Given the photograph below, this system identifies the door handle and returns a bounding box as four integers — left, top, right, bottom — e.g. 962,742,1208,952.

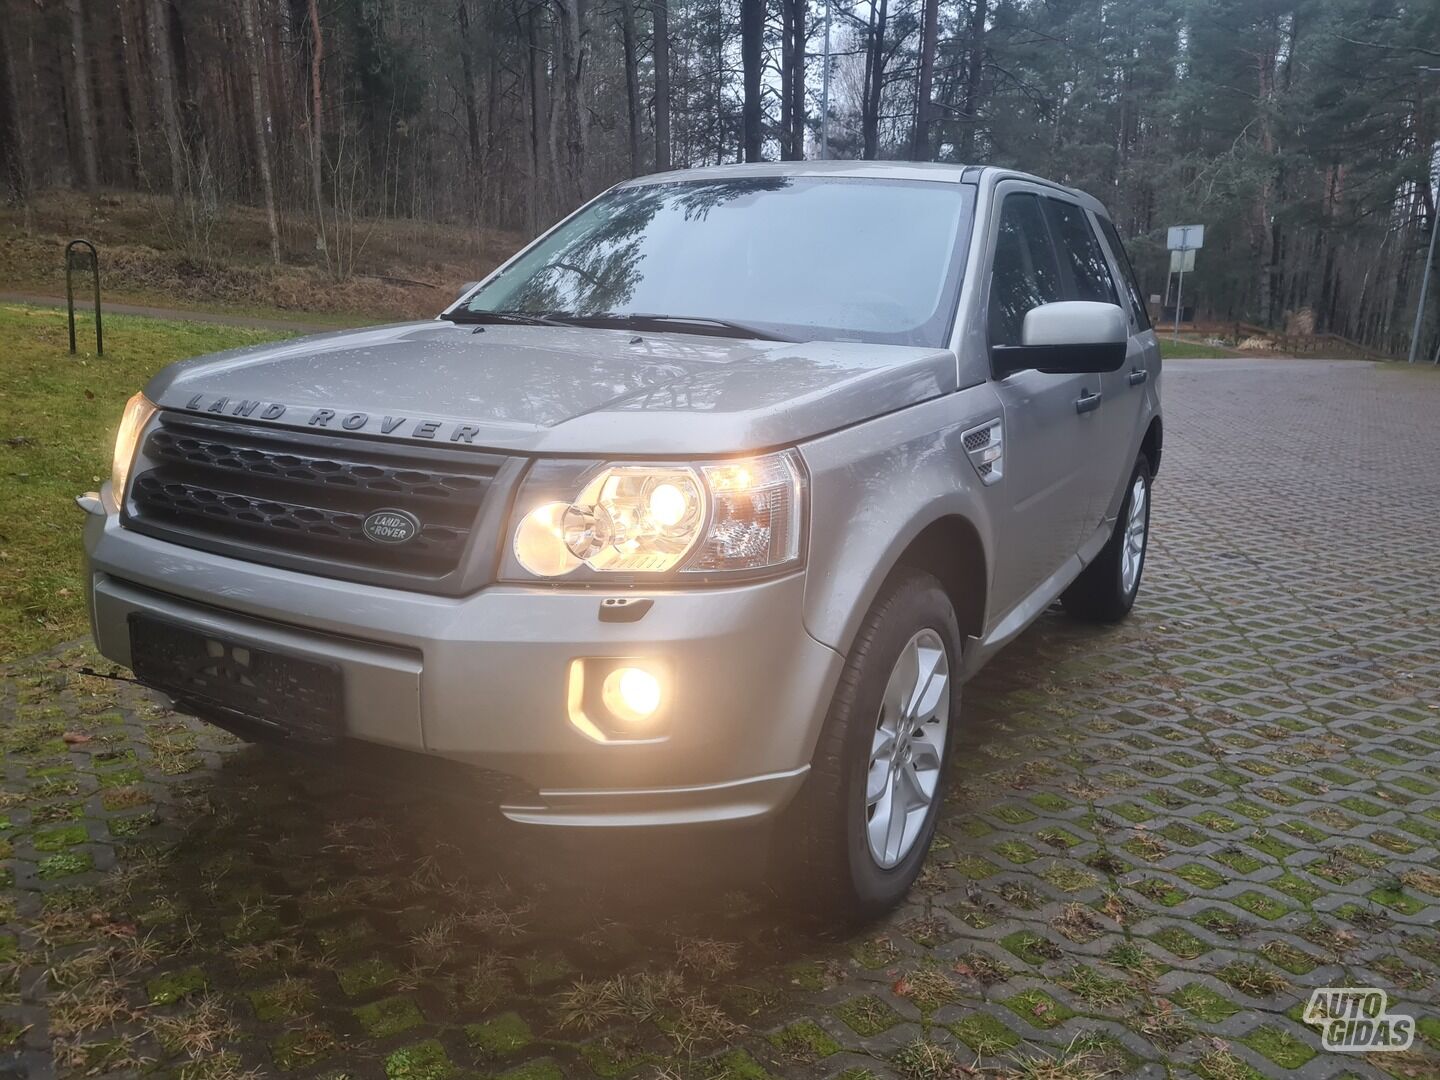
1075,391,1102,414
1127,368,1148,386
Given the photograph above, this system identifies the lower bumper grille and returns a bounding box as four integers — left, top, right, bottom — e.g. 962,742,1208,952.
124,413,509,591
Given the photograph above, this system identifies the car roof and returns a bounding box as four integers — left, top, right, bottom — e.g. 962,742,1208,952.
616,160,1107,215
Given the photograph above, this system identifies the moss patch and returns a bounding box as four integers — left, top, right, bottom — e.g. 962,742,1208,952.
949,1011,1020,1053
465,1012,533,1056
1000,930,1062,966
833,995,902,1037
385,1040,456,1080
1242,1025,1317,1068
1152,926,1209,959
270,1027,339,1071
1171,983,1240,1022
37,850,95,879
338,956,400,997
1002,988,1074,1029
768,1019,841,1062
147,966,207,1005
354,995,424,1038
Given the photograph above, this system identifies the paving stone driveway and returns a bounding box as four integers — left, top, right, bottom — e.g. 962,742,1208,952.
2,357,1438,1080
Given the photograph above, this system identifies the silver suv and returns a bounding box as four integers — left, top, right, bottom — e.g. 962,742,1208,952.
81,163,1161,914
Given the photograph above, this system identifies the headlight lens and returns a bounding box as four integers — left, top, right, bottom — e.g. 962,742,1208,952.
111,392,156,503
511,449,805,580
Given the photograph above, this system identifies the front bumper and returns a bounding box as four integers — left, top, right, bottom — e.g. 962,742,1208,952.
81,494,842,826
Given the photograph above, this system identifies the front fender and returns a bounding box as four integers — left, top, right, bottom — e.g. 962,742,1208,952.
797,386,1001,660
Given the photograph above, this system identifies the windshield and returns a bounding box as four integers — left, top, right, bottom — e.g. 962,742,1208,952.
457,176,975,347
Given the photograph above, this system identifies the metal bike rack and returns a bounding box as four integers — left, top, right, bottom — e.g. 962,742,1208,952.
66,238,103,356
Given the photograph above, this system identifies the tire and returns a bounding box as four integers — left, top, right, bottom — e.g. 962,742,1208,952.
777,568,962,920
1062,452,1152,623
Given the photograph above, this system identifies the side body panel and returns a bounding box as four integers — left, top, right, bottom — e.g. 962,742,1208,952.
1093,213,1164,517
973,179,1105,614
798,383,1003,659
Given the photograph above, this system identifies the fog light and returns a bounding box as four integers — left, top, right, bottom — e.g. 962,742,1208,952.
566,658,670,742
602,666,662,726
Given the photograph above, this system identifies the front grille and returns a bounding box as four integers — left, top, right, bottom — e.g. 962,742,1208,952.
125,413,508,589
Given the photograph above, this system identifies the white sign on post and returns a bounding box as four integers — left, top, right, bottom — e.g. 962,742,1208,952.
1167,224,1205,251
1169,249,1196,273
1166,224,1204,340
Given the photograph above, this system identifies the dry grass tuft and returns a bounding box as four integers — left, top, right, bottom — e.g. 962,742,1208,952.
1192,1040,1253,1080
1134,997,1196,1050
557,971,684,1032
147,993,240,1057
892,1037,962,1080
664,995,746,1054
1000,1036,1114,1080
49,976,138,1037
675,936,741,979
953,951,1016,986
1052,902,1105,943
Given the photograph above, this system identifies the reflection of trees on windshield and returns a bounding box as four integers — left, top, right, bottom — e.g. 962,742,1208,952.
476,177,793,315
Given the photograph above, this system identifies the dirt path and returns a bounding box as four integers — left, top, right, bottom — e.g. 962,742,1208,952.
0,290,351,333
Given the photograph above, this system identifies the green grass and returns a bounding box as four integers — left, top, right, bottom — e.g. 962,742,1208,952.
0,304,292,660
1159,338,1237,359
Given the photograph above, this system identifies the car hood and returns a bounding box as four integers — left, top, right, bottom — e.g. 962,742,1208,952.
146,320,958,455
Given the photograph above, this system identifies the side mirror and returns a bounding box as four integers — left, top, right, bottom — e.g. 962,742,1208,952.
455,281,480,304
992,301,1128,377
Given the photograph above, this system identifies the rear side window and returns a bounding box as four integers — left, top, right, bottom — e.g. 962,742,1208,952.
1045,199,1120,306
988,193,1063,347
1096,216,1152,330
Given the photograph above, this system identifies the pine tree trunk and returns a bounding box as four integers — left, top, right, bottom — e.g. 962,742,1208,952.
0,10,29,214
913,0,938,160
958,0,987,161
113,0,148,185
620,0,641,173
456,1,483,169
525,6,544,233
65,0,99,190
862,0,888,160
240,0,281,263
306,0,327,264
741,0,762,161
653,0,669,170
146,0,184,201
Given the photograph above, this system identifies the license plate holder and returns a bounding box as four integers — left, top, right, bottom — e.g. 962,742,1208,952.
128,614,344,742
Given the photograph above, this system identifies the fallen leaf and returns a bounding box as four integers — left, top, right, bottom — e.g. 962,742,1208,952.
62,731,92,745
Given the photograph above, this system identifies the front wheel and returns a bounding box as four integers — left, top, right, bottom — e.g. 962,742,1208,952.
1062,452,1152,623
777,569,961,919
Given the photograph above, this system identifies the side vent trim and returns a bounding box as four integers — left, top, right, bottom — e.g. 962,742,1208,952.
961,418,1004,486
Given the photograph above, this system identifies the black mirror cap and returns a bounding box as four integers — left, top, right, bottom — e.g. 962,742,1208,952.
991,340,1127,378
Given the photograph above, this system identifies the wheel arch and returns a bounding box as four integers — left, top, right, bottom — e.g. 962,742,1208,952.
891,515,989,643
812,509,992,667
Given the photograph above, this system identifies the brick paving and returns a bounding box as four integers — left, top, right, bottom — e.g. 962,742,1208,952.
2,356,1438,1079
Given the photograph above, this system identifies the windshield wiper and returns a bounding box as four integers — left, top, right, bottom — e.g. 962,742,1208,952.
441,308,570,329
560,312,799,343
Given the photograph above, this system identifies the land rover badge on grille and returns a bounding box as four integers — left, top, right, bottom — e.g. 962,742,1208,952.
362,508,420,544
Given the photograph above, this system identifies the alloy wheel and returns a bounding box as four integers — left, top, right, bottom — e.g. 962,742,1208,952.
864,628,951,868
1121,472,1148,595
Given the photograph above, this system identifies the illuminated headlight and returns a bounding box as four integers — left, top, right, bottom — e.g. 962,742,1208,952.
111,393,157,504
511,449,805,580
